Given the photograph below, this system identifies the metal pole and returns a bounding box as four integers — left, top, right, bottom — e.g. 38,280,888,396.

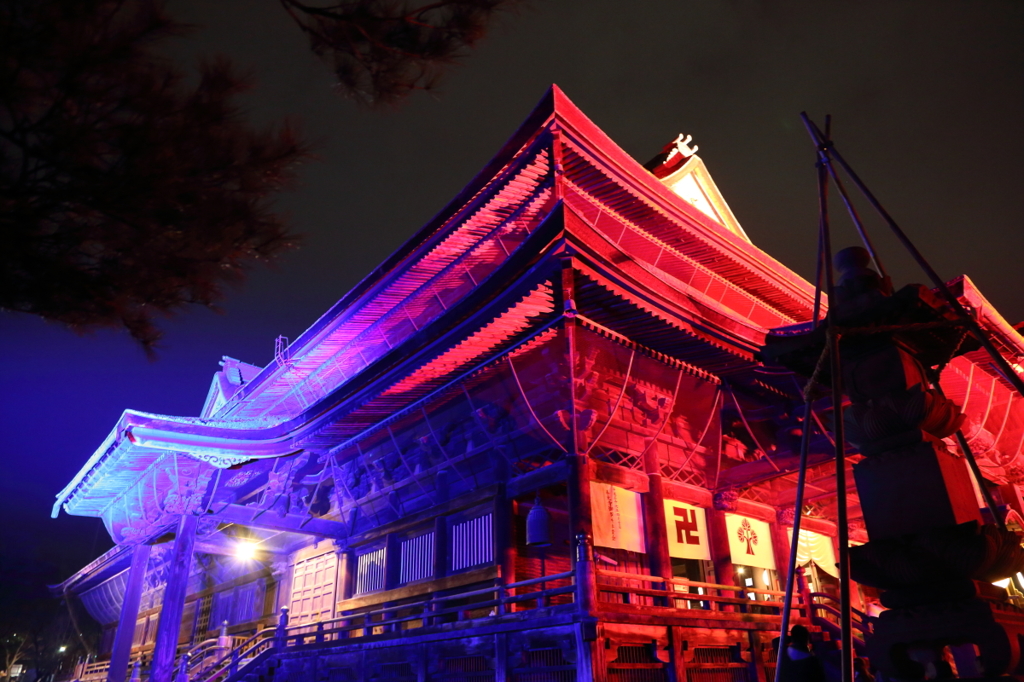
818,154,891,290
803,115,854,682
772,388,821,681
800,113,1024,400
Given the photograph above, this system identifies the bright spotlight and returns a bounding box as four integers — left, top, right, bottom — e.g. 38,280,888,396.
235,541,258,561
58,646,67,653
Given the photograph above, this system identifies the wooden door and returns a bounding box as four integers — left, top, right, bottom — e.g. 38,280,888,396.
289,552,338,627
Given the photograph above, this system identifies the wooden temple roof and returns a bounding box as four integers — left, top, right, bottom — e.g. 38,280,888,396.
53,85,1024,554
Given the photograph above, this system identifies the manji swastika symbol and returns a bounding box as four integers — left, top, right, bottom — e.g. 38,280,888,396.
673,507,700,545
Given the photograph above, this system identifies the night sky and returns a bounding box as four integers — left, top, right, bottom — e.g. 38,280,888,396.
2,0,1022,611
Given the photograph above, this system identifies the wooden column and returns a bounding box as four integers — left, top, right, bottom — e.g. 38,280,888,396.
769,516,793,588
149,514,198,682
433,515,448,580
106,543,151,682
708,508,736,586
337,548,355,601
494,632,508,682
563,264,592,551
644,466,673,581
567,455,593,560
495,486,514,586
384,532,401,590
576,619,604,682
670,626,688,682
274,558,295,614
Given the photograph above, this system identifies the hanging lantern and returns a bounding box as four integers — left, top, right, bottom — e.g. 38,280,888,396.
526,493,552,547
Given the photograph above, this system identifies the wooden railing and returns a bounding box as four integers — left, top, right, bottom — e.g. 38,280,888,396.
184,566,832,682
72,658,125,682
180,625,259,682
184,571,577,682
596,569,803,616
807,592,872,642
68,655,146,682
279,571,577,647
178,628,277,682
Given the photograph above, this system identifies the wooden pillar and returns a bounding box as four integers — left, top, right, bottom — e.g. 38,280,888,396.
338,548,355,601
433,515,448,580
567,455,593,560
563,261,592,555
149,514,198,682
708,509,736,586
384,532,401,590
644,461,673,581
106,543,151,682
670,626,688,682
494,632,508,682
576,618,604,682
770,516,793,588
274,558,295,614
495,486,514,586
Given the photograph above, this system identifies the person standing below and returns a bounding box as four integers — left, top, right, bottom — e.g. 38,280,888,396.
781,625,825,682
854,657,875,682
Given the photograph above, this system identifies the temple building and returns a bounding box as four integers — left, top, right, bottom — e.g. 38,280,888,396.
52,87,1024,682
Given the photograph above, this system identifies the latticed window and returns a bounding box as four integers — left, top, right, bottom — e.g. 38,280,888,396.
379,662,415,680
144,614,158,645
685,646,749,682
450,513,493,572
400,532,435,584
435,655,494,682
355,546,387,594
514,648,576,682
132,619,146,647
192,594,213,643
607,646,669,682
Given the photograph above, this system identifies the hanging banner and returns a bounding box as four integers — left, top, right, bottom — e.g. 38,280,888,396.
663,500,711,561
591,482,646,553
725,513,776,570
787,528,838,578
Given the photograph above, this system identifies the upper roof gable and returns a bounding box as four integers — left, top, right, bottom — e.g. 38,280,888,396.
657,154,750,243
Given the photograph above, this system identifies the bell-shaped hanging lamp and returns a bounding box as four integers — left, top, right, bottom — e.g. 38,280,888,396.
526,493,552,547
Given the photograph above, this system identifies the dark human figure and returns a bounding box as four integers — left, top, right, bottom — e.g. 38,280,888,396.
890,644,926,681
854,657,875,682
783,625,825,682
933,660,955,679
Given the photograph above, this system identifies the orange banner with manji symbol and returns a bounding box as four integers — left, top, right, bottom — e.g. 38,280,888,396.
663,500,710,561
725,513,776,570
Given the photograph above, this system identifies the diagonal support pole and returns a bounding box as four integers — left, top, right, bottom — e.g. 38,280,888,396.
801,114,854,682
800,113,1024,400
774,119,831,682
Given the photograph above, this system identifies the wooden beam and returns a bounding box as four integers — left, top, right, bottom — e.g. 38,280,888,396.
337,566,498,611
506,459,570,498
193,538,286,558
717,451,835,489
775,468,858,507
345,484,499,547
212,504,348,538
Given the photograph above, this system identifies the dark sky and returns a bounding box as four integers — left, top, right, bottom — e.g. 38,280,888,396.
2,0,1022,604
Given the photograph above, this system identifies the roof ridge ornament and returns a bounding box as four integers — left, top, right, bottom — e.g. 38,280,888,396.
665,133,699,164
644,133,699,179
